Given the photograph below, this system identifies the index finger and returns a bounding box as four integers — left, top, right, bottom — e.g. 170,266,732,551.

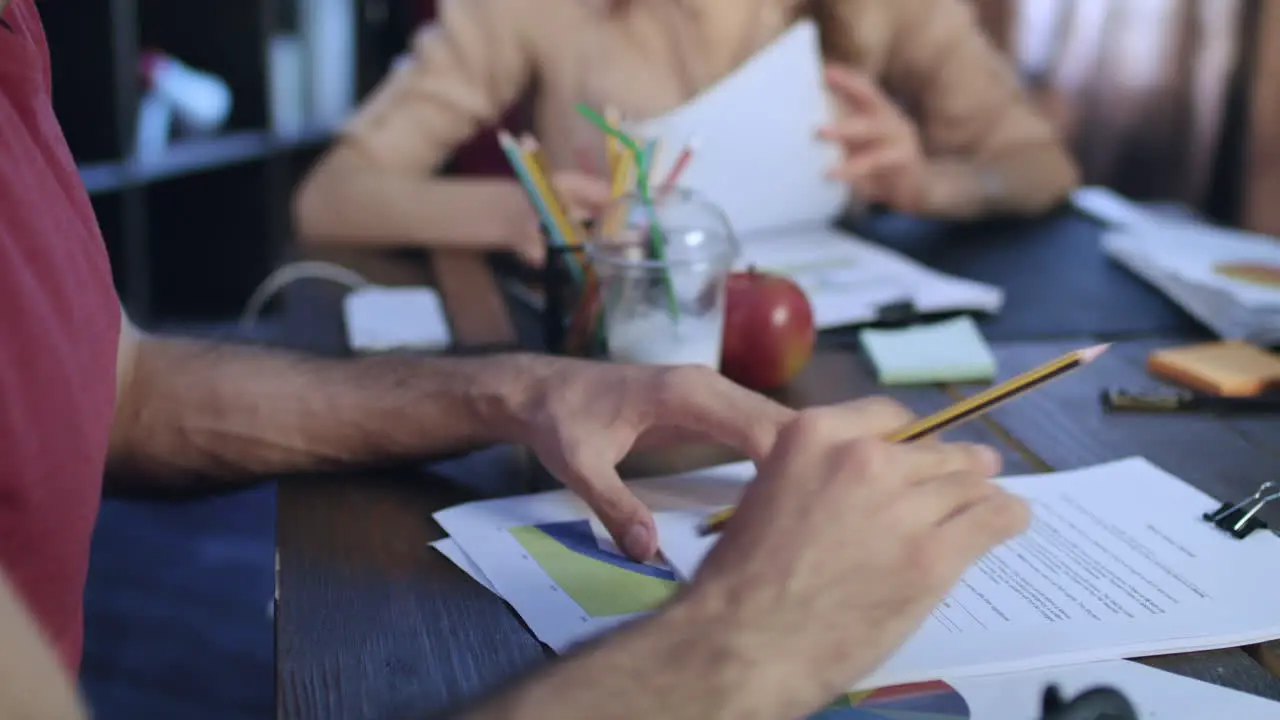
824,64,888,113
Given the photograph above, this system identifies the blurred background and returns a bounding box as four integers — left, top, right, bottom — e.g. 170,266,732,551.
42,0,1278,717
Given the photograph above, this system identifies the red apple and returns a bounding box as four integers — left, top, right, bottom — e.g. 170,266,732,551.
720,267,816,391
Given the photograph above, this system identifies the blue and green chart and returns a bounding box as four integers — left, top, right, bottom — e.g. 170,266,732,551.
506,520,970,719
508,520,679,617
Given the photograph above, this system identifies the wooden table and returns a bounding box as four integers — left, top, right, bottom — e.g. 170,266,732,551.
276,213,1280,719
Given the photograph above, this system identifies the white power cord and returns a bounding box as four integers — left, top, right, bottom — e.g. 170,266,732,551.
239,260,369,329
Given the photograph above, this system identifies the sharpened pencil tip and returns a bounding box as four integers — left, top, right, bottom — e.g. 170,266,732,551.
1078,343,1112,363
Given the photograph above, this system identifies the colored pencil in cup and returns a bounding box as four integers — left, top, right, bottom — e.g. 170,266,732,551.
657,138,696,196
496,130,568,250
697,343,1113,536
498,131,585,283
523,135,586,247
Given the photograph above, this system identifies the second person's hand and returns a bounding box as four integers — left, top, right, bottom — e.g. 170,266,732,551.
683,399,1028,719
818,64,927,213
501,171,612,266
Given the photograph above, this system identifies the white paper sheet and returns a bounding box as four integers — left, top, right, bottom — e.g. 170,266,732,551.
432,464,755,652
654,457,1280,690
430,538,1280,718
342,285,451,352
1079,185,1280,342
631,20,847,237
737,225,1005,329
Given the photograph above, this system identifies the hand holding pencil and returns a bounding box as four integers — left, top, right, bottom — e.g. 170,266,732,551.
686,399,1025,709
699,342,1110,535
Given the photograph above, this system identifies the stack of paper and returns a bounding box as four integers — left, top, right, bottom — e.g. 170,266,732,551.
626,19,1004,332
428,456,1280,716
1074,186,1280,344
736,224,1005,331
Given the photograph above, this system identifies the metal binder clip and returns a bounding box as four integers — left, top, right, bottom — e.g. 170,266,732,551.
1203,481,1279,539
1039,684,1138,720
1100,388,1190,412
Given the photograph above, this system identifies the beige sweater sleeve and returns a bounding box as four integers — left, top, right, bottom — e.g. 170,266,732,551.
339,0,535,173
868,0,1080,216
0,569,88,719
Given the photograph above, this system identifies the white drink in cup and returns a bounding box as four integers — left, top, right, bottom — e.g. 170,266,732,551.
606,307,725,368
588,188,739,369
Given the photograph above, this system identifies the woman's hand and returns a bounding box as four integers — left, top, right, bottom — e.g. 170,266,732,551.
500,171,612,266
818,64,927,213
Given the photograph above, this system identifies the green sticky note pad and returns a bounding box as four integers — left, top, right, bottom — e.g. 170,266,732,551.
858,316,997,385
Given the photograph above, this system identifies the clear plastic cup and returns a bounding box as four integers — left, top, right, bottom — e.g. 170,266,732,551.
587,188,740,368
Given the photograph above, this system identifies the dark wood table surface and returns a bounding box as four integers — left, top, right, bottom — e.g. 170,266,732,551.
276,214,1280,719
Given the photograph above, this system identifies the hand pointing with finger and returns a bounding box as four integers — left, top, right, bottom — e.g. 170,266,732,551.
818,64,927,213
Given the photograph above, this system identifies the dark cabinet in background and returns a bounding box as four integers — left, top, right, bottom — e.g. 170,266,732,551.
41,0,421,325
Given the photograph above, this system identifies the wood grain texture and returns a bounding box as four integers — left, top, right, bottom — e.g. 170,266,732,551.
961,339,1280,526
1097,338,1280,464
1139,649,1280,699
431,250,518,350
1252,642,1280,678
277,263,547,719
276,472,550,720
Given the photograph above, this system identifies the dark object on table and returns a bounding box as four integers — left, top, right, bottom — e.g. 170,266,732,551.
1039,684,1138,720
1203,480,1279,539
1100,387,1280,413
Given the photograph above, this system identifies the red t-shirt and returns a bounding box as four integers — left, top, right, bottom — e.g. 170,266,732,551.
0,0,122,672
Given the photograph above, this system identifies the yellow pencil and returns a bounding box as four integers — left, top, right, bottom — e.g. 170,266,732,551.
526,138,588,247
519,135,581,250
697,342,1113,535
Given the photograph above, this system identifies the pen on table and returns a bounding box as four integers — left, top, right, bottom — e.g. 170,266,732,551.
697,342,1112,536
1101,388,1280,414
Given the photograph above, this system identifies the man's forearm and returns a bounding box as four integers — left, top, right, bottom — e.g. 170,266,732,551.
107,336,540,486
462,592,820,720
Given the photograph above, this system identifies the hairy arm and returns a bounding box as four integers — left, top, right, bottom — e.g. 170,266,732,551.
0,569,88,720
461,591,818,720
107,314,539,489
